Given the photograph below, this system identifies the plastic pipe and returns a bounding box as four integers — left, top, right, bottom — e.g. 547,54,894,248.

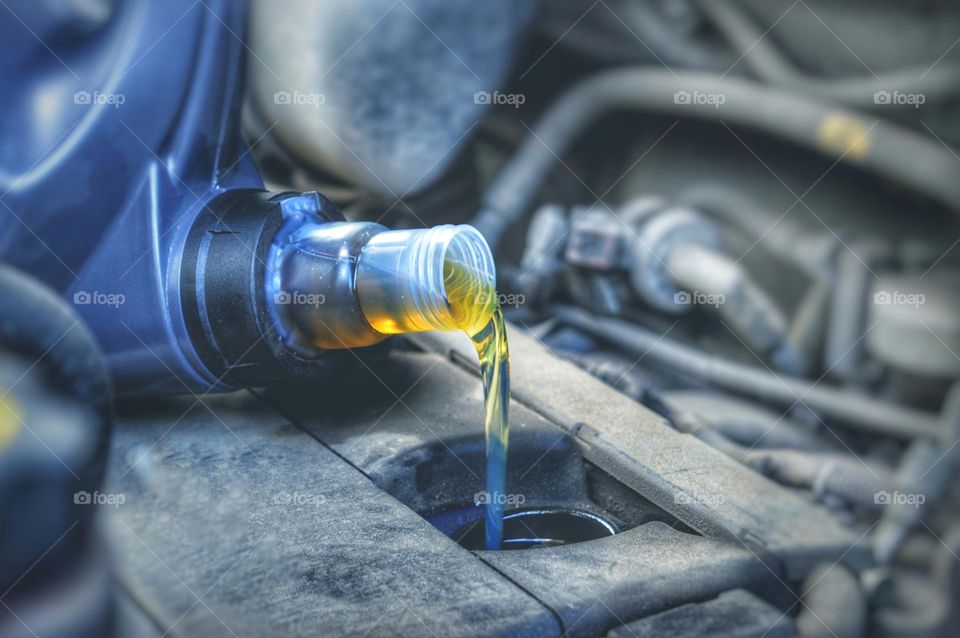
555,306,942,440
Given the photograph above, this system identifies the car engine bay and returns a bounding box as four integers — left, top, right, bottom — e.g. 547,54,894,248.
2,1,959,637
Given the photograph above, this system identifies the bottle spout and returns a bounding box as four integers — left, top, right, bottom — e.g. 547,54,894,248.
356,224,497,338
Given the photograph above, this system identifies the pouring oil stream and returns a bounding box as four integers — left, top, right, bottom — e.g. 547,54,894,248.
352,224,510,549
444,258,510,550
471,310,510,550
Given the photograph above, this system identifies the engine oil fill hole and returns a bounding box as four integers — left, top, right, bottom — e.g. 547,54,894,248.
453,508,618,550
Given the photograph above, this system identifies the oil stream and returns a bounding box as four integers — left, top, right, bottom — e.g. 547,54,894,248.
442,259,510,550
470,308,510,549
358,236,511,550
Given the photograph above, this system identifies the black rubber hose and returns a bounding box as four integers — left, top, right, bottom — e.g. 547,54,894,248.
538,0,733,72
554,306,942,440
690,0,799,83
692,0,960,109
666,406,890,503
0,267,113,601
0,266,112,469
471,68,960,250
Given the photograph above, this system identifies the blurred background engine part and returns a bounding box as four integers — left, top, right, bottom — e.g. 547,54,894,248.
0,267,114,638
538,0,960,143
867,271,960,380
245,0,535,219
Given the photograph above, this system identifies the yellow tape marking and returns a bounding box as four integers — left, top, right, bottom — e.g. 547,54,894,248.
817,113,872,160
0,396,21,450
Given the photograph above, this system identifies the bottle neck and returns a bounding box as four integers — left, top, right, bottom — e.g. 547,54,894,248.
354,224,497,339
268,221,497,352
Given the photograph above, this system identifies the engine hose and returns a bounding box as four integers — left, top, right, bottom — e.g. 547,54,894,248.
554,306,942,441
663,391,834,452
0,266,112,479
0,266,114,625
796,563,867,638
685,424,888,504
692,0,960,110
660,394,890,506
811,459,889,509
471,68,960,251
